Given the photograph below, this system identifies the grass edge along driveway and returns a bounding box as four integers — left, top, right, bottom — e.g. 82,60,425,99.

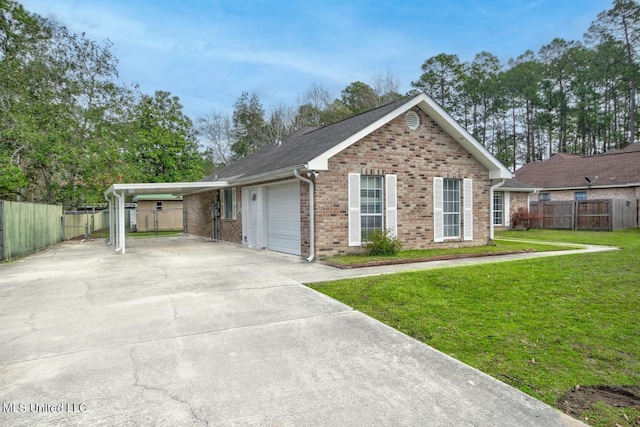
308,229,640,427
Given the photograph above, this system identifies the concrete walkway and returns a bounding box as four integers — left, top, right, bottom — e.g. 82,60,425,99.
0,237,596,426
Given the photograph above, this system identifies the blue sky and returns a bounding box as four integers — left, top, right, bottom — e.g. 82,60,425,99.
21,0,613,120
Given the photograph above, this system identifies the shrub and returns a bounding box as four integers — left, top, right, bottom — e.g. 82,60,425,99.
365,228,403,256
510,208,538,230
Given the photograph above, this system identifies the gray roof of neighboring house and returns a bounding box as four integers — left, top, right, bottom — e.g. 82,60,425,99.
515,143,640,189
496,178,538,192
201,97,413,183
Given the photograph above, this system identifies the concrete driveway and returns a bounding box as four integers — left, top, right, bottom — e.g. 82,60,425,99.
0,237,585,426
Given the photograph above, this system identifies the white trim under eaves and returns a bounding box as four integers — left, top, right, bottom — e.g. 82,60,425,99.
306,92,512,180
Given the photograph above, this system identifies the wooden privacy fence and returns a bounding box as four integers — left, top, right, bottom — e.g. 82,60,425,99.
63,210,109,240
530,199,638,231
0,201,114,261
133,207,183,232
0,200,63,261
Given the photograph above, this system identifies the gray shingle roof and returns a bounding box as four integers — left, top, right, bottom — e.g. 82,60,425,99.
497,178,537,191
515,143,640,188
201,96,415,183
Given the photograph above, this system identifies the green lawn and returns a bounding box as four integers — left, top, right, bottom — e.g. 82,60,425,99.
309,229,640,426
322,239,581,266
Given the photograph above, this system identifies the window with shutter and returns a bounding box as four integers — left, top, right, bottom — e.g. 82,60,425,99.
348,173,361,246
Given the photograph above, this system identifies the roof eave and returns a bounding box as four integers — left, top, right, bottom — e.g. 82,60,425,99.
536,182,640,191
104,182,228,198
226,165,308,186
306,93,512,179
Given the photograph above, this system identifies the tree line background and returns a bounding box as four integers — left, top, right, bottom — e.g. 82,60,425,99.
1,0,639,209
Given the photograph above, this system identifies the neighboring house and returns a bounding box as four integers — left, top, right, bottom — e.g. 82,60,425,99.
183,93,511,260
514,143,640,227
133,194,183,232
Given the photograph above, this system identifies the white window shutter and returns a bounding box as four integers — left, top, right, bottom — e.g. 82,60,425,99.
504,191,510,226
433,177,444,242
348,173,361,246
385,174,397,237
463,178,473,241
232,188,237,220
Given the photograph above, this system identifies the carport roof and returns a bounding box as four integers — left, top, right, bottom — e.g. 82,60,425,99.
104,182,227,198
104,182,228,255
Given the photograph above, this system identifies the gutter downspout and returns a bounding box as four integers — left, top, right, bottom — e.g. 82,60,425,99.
490,180,505,241
294,169,315,262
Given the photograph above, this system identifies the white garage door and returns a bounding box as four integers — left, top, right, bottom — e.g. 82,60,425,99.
267,183,301,255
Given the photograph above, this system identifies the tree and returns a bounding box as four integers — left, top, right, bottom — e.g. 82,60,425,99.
588,0,640,146
294,83,333,127
197,111,233,171
126,91,203,183
411,53,464,111
537,38,581,155
371,70,403,104
459,51,502,147
1,1,134,207
230,91,268,157
503,51,545,164
340,81,378,114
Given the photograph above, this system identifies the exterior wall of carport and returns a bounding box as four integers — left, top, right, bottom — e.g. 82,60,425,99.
312,107,492,258
183,189,242,243
182,180,311,257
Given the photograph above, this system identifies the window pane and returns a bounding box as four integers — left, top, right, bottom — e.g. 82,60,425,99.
224,189,233,218
360,175,383,240
443,179,460,237
493,192,504,225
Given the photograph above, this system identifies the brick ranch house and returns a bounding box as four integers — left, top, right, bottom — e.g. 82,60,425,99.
512,143,640,227
183,93,512,260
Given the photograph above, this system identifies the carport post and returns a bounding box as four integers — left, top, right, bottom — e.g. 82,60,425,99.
113,190,126,253
118,190,126,254
106,197,114,245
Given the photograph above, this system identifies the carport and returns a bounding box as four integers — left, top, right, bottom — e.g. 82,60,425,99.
104,182,227,253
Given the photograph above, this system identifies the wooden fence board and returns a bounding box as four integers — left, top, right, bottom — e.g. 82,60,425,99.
530,199,637,231
0,201,63,261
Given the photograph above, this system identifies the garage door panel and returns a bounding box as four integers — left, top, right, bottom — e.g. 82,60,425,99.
267,183,301,255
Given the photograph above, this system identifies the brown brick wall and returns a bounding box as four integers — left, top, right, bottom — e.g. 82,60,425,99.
534,187,637,201
185,189,243,244
185,109,500,257
183,191,214,239
184,179,309,254
313,108,492,258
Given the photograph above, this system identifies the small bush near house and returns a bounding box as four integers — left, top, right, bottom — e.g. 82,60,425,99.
510,207,537,230
365,228,403,256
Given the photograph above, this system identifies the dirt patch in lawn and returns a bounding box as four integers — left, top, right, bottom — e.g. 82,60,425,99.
558,385,640,422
